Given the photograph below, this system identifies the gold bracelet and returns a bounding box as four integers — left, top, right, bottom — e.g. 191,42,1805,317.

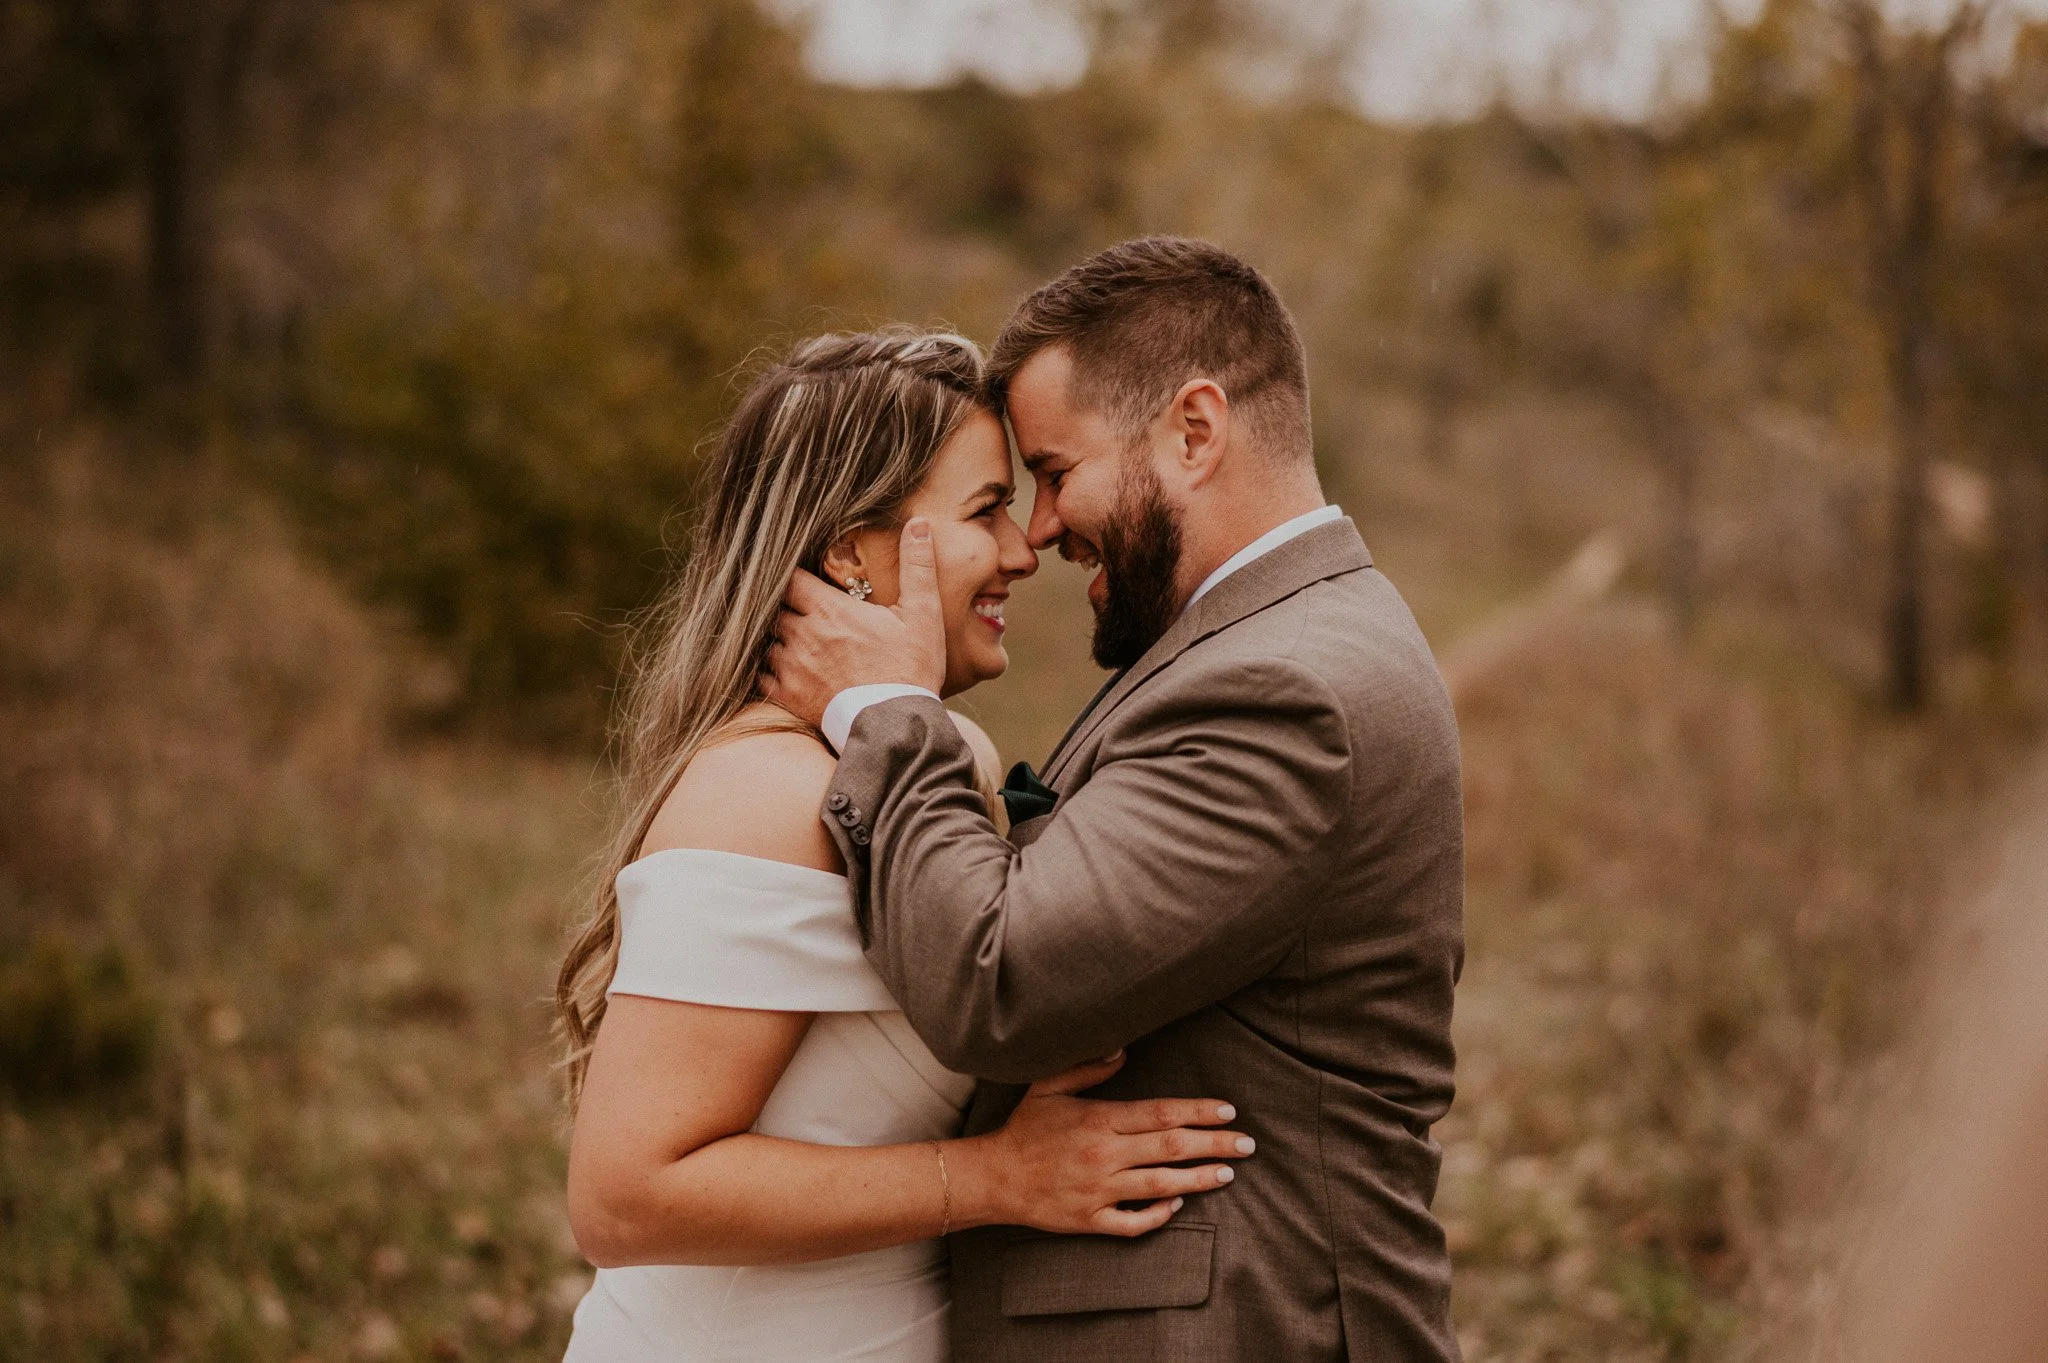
931,1140,952,1238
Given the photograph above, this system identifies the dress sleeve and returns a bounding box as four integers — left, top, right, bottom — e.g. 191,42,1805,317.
607,849,899,1013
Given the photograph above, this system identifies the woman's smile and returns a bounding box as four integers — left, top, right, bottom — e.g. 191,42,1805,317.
972,593,1008,635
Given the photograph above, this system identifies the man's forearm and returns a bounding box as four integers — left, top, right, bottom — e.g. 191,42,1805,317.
826,674,1351,1082
825,697,1052,1073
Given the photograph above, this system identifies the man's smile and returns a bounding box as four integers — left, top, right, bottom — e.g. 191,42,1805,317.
1058,534,1109,610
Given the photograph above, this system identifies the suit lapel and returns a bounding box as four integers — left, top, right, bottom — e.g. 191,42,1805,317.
1040,668,1125,773
1041,518,1374,788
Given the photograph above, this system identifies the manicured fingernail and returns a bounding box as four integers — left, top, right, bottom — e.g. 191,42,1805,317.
1235,1137,1256,1155
1170,1197,1184,1211
1215,1166,1234,1183
1215,1104,1235,1121
1100,1050,1122,1064
907,518,931,541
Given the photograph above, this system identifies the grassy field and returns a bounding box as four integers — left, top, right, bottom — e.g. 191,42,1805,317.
1,749,597,1360
1,427,603,1360
2,404,2038,1361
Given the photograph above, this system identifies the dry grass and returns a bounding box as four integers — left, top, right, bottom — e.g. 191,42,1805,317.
1,428,600,1360
1441,604,2034,1362
2,400,2038,1361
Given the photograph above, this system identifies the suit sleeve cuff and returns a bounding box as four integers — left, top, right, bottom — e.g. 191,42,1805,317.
820,684,941,753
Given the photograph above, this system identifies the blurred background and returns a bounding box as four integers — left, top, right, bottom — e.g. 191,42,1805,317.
3,0,2046,1358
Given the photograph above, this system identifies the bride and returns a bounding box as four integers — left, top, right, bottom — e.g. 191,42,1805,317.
554,330,1253,1361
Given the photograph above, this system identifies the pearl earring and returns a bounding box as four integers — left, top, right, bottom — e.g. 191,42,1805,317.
844,577,873,601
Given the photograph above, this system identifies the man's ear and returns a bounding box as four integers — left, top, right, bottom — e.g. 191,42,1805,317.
1172,379,1231,489
819,534,868,592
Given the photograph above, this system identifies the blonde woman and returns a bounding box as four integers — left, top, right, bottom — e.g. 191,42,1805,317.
556,331,1253,1361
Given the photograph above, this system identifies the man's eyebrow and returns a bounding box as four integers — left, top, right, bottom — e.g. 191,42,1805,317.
1020,448,1059,471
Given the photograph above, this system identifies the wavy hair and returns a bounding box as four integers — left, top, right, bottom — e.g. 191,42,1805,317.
555,329,991,1104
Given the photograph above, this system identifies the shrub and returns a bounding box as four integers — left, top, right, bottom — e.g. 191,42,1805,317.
0,937,156,1100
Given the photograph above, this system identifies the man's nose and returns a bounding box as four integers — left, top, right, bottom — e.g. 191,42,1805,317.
1025,489,1063,552
997,514,1039,580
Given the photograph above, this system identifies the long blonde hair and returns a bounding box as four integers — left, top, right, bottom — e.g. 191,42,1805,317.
555,329,992,1102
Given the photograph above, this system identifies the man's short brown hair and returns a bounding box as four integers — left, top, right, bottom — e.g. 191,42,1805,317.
987,236,1312,462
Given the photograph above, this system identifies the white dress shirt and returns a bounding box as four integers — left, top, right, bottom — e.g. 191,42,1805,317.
819,504,1345,752
1184,503,1344,608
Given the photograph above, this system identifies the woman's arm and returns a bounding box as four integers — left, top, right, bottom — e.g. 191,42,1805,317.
568,995,1247,1267
569,993,929,1267
565,717,1252,1269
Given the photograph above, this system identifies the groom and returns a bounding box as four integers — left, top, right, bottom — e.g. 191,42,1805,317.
765,237,1463,1362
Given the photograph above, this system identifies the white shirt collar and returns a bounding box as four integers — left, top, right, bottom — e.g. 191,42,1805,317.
1185,504,1345,611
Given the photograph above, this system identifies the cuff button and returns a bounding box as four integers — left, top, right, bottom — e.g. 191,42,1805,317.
849,827,871,847
826,793,850,812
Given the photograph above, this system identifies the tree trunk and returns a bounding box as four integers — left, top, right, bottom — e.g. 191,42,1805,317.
1661,412,1702,635
1883,328,1932,708
134,0,218,383
1844,0,1976,711
1420,363,1459,470
2004,449,2048,660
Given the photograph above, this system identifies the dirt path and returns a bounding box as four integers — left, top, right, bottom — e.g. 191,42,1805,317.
1436,531,1628,706
1431,535,2039,1362
1815,745,2048,1362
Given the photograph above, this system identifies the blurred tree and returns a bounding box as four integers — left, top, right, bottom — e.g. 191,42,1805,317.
1490,112,1714,623
7,0,2045,742
1840,0,1984,710
1573,4,1831,632
1373,126,1483,469
0,0,136,379
1953,19,2048,651
671,0,841,373
284,0,876,737
0,0,361,401
57,0,316,385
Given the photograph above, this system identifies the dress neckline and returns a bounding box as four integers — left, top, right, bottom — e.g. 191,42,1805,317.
622,845,849,886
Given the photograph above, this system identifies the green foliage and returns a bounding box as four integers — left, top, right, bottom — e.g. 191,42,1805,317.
2,0,2043,736
1613,1248,1739,1360
0,938,157,1101
257,0,904,737
0,2,147,392
0,4,133,206
289,303,693,737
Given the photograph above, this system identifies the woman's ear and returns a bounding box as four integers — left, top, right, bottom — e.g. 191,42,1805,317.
819,534,867,592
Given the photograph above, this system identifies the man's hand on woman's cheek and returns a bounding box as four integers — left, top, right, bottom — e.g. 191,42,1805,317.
761,520,948,728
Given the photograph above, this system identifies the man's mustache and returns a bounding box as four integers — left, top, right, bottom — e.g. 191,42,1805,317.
1057,534,1102,569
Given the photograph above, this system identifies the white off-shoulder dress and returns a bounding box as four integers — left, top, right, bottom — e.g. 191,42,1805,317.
563,849,976,1363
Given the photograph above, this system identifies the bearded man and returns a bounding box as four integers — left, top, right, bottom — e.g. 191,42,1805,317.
764,236,1465,1362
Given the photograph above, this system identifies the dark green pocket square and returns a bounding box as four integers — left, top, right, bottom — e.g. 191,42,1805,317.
999,761,1058,825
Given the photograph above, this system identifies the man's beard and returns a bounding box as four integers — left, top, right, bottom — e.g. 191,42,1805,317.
1086,458,1185,671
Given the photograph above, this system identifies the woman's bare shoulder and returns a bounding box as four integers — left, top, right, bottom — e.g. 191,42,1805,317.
947,710,1002,783
639,711,841,874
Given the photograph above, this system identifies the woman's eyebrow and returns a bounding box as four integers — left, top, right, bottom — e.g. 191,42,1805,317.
961,480,1013,507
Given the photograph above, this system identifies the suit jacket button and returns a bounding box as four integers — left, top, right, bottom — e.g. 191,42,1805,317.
850,827,870,847
837,807,861,828
827,792,850,813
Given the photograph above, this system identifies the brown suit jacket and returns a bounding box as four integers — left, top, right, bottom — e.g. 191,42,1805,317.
821,519,1464,1362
